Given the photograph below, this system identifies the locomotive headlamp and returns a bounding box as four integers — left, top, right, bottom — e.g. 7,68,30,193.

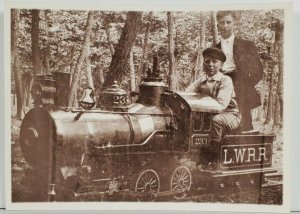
79,87,95,110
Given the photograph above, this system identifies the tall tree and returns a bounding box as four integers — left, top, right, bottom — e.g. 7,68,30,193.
86,47,94,89
139,12,153,82
85,25,94,89
192,12,206,81
103,11,143,89
69,46,75,80
31,9,43,76
274,20,284,127
11,9,24,119
257,60,269,122
210,11,218,46
129,49,136,94
43,10,51,74
167,12,176,90
67,11,96,106
95,64,105,91
102,12,115,57
264,32,276,126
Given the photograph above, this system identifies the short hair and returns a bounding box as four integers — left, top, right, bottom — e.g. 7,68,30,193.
216,11,237,22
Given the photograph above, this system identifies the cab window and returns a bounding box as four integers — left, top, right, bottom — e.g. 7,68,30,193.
202,113,211,131
193,112,211,131
193,112,202,131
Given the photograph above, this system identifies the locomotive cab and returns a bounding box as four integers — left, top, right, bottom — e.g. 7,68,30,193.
163,91,223,149
163,91,276,193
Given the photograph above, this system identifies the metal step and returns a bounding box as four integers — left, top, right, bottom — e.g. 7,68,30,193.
265,172,282,181
212,168,277,177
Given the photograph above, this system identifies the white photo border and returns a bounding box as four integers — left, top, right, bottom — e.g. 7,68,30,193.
4,0,292,212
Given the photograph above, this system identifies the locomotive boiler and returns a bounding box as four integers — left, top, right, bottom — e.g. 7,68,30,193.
18,57,276,202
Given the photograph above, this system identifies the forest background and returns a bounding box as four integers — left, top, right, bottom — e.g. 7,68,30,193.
10,9,284,127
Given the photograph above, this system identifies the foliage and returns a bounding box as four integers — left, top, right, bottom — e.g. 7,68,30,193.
13,9,284,103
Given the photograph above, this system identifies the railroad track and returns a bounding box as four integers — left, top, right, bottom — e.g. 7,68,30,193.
13,174,283,203
263,173,283,189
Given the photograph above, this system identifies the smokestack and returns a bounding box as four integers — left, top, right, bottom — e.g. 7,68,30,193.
137,54,166,106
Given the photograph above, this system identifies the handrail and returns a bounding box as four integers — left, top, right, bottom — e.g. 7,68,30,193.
93,130,170,150
67,107,173,117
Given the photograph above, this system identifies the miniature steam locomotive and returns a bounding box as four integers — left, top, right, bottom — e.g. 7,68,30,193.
19,57,276,202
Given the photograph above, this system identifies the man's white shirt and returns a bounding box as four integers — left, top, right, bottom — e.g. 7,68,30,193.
220,34,236,73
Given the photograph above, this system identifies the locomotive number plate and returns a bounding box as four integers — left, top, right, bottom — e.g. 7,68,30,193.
192,135,208,146
220,143,272,169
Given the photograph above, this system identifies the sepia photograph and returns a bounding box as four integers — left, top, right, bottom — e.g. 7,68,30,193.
5,1,291,212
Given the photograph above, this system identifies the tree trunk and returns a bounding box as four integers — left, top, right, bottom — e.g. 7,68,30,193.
264,69,275,126
105,27,115,56
99,68,105,87
264,64,276,126
257,60,269,122
67,11,95,106
192,12,206,81
102,12,115,57
129,49,136,93
95,64,105,92
11,9,24,120
264,31,276,126
139,12,153,83
210,11,218,46
173,29,180,90
69,47,77,107
103,11,143,89
43,10,51,74
31,9,43,76
69,46,75,84
274,33,284,127
25,73,33,106
86,56,94,89
129,50,137,102
86,35,94,89
167,12,176,91
274,88,281,126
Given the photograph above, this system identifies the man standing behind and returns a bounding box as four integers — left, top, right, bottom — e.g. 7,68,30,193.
215,11,263,131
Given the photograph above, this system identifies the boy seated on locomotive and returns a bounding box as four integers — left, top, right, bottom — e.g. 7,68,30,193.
186,47,241,142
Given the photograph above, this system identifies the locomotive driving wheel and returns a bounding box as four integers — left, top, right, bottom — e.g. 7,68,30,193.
170,166,192,200
135,169,160,201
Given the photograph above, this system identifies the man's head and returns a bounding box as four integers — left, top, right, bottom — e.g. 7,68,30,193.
216,11,236,39
203,48,226,77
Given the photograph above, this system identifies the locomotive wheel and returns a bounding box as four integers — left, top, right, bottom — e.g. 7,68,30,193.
135,169,160,201
170,166,192,200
